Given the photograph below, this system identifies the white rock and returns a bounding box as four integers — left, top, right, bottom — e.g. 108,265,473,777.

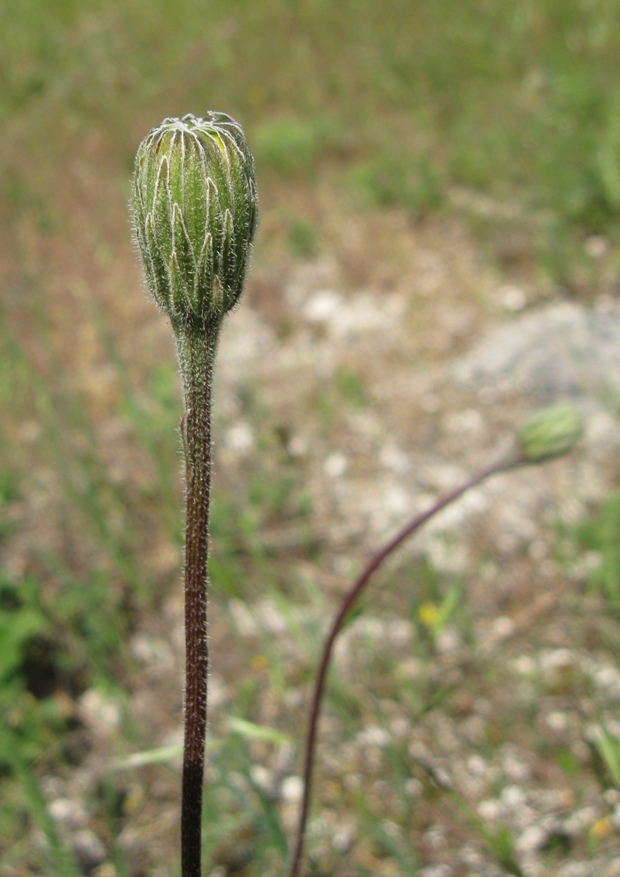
48,798,88,831
389,717,410,739
501,784,527,809
72,829,106,871
303,289,342,323
563,805,599,837
332,823,356,853
399,658,424,679
281,775,304,804
382,484,411,517
224,421,254,455
478,799,503,821
372,779,391,798
454,301,620,409
250,765,276,798
585,235,609,258
386,619,414,647
459,845,485,867
443,408,484,435
541,648,575,682
79,689,121,733
511,654,537,676
499,284,528,312
207,673,228,709
420,393,441,413
404,778,423,799
323,452,348,478
356,726,391,748
546,710,569,732
435,627,462,655
287,435,308,457
419,866,452,877
516,824,548,855
130,635,174,675
503,752,531,782
328,291,394,338
228,599,257,636
379,441,411,473
491,615,516,640
467,755,488,778
257,599,288,635
593,664,620,695
558,864,593,877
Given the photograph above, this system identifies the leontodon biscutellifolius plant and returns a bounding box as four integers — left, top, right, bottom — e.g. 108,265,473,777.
131,112,257,877
130,114,586,877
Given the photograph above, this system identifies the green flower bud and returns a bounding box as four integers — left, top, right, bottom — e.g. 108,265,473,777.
131,112,258,324
514,403,585,464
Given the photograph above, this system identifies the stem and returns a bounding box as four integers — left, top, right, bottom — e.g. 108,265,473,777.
175,319,219,877
287,458,509,877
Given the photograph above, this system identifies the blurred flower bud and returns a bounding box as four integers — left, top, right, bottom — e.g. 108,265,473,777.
131,112,258,324
514,403,584,465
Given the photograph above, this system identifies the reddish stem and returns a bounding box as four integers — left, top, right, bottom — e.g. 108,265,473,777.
287,458,507,877
175,321,217,877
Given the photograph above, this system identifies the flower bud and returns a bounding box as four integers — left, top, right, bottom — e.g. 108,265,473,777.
131,112,258,324
514,403,584,464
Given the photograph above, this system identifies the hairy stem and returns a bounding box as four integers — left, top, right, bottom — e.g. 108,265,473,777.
287,458,509,877
175,319,219,877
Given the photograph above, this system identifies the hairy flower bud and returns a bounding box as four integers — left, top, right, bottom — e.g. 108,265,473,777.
131,112,258,324
514,403,585,464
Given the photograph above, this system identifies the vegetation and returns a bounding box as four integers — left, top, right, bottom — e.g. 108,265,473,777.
2,1,620,875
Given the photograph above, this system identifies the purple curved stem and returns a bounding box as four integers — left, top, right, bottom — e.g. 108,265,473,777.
287,458,507,877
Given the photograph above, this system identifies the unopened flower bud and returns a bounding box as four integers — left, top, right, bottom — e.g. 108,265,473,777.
514,403,584,464
131,112,258,324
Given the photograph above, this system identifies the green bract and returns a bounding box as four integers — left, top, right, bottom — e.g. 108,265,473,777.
516,402,585,464
131,112,258,324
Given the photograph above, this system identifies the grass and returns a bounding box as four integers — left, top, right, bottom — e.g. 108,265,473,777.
2,0,620,875
4,0,620,288
575,487,620,616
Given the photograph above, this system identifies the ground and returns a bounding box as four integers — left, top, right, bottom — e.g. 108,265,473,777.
4,3,620,873
3,168,620,877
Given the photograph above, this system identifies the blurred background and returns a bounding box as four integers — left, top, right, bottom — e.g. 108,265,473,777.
3,1,620,875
